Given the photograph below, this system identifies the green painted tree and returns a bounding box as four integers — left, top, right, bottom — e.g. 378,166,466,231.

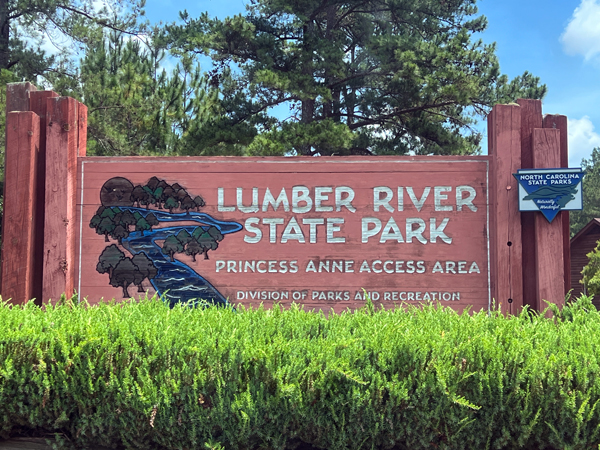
193,195,205,210
191,226,204,241
207,225,223,242
162,234,183,261
571,148,600,236
176,229,192,246
185,238,202,262
97,216,115,242
96,244,125,277
109,257,137,298
145,213,159,227
164,196,179,213
111,224,129,245
132,252,157,292
100,208,116,219
120,210,137,229
197,231,218,260
164,0,545,156
135,217,151,235
89,214,102,229
180,195,195,213
131,185,149,207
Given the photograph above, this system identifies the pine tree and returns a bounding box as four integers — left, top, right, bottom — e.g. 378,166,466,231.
77,31,217,156
571,148,600,236
0,0,143,81
165,0,546,156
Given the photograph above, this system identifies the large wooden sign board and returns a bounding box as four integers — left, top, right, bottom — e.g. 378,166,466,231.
0,84,572,314
78,157,490,312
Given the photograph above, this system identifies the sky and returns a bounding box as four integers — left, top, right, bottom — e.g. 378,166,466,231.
141,0,600,166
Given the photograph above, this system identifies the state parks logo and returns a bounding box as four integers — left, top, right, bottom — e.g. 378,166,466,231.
514,168,584,222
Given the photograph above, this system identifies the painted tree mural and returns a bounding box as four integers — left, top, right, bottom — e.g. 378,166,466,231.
110,258,138,298
97,245,126,277
162,235,183,262
90,175,232,300
132,253,159,292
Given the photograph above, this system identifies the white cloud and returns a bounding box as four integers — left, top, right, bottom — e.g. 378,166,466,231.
561,0,600,61
568,116,600,165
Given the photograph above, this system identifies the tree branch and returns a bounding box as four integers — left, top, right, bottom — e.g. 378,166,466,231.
57,4,141,36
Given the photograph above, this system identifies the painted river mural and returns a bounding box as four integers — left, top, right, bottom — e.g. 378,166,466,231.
89,176,242,307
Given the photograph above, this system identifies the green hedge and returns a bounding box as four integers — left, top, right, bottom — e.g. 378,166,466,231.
1,297,600,450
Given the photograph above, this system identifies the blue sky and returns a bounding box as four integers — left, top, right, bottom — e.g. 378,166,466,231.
143,0,600,166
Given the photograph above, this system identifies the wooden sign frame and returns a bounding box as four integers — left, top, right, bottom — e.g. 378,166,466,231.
0,83,571,314
76,156,491,314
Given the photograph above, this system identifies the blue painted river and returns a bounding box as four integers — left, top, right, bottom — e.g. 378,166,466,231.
118,207,242,307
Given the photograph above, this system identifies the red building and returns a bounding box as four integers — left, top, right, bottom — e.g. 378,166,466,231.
570,218,600,304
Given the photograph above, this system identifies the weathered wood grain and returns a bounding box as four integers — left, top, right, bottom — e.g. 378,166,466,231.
532,128,564,310
43,97,78,303
76,158,491,313
77,102,87,157
543,114,571,297
79,155,490,174
5,82,36,113
488,104,523,314
28,90,59,304
1,82,36,295
1,112,40,303
517,99,543,310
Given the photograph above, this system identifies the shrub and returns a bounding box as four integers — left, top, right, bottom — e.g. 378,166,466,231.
1,296,600,449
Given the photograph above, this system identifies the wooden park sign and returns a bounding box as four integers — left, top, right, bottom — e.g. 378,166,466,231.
79,157,489,313
0,83,572,314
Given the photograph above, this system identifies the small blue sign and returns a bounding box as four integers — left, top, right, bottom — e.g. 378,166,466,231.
513,168,584,223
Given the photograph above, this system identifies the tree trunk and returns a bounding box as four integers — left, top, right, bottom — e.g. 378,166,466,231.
0,0,10,70
322,5,336,121
137,283,144,292
203,249,209,260
122,283,130,298
192,254,196,262
299,21,315,156
104,233,109,242
170,252,174,262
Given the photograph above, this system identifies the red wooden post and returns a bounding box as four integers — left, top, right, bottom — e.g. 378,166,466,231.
1,112,41,303
29,90,59,303
532,128,564,309
5,82,36,112
488,104,523,314
542,114,571,298
2,82,37,301
77,102,87,157
517,99,542,310
43,97,80,302
73,102,87,294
